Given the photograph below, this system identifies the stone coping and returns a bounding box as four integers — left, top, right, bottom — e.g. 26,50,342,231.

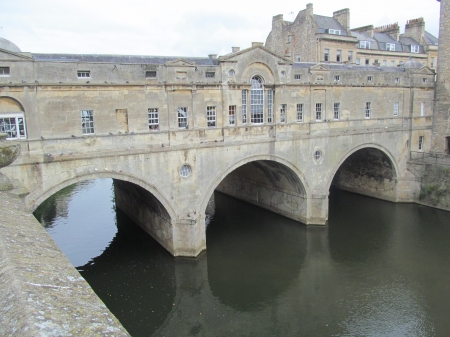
0,191,130,336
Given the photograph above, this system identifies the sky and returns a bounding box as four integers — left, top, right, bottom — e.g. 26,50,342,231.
0,0,442,57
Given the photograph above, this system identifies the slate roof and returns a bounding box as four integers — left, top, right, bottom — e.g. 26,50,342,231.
424,31,439,45
314,15,349,36
31,53,216,66
292,62,405,73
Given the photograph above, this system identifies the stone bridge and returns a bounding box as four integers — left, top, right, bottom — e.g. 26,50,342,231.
2,122,420,257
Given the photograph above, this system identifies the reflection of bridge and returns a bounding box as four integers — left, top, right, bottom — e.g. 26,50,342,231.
4,120,421,256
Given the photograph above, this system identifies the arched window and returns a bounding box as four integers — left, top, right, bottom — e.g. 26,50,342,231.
250,75,264,124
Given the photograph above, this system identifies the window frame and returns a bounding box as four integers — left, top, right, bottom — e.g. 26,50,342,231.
411,45,420,53
205,72,215,78
419,136,424,150
348,51,353,62
421,102,425,116
334,103,340,120
324,49,330,62
329,29,341,35
81,110,95,134
365,102,371,119
360,41,371,49
148,108,159,131
250,76,264,124
315,103,322,121
178,107,188,129
294,74,302,80
334,75,340,82
229,105,236,126
145,70,157,78
0,113,26,139
77,70,90,78
296,104,303,123
386,43,396,51
367,76,373,82
280,104,287,123
0,67,10,77
394,102,399,117
242,90,248,124
207,106,216,127
336,50,342,63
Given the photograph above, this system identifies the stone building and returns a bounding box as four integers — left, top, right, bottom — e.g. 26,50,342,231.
265,3,438,69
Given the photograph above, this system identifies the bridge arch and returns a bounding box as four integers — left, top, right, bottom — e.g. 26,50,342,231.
27,171,177,220
327,143,400,201
200,155,309,223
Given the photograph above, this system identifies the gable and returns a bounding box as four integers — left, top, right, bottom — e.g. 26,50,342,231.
412,66,435,75
309,64,330,72
164,59,197,67
219,45,292,65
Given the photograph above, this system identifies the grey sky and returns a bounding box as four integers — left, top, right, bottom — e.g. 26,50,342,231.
0,0,441,57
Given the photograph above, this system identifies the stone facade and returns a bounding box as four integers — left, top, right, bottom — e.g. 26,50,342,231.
265,3,439,69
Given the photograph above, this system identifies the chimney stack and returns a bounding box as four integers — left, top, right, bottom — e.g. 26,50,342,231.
333,8,350,31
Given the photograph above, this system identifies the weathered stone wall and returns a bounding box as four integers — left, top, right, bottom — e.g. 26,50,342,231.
0,192,130,336
419,163,450,210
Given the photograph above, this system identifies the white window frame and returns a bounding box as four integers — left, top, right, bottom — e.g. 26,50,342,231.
329,29,341,35
250,76,264,124
148,108,159,131
77,70,90,78
395,78,400,83
315,103,322,121
296,104,303,123
242,90,247,124
267,90,273,123
207,106,216,127
348,51,353,62
334,103,340,120
81,110,94,134
294,74,301,80
295,54,300,62
0,67,10,77
365,102,371,119
419,136,424,150
360,41,371,49
0,113,26,139
367,76,373,82
178,107,188,129
356,58,361,65
411,45,420,53
334,75,340,82
280,104,287,123
394,102,399,116
336,50,342,62
287,35,292,43
386,43,395,51
391,60,395,67
229,105,236,126
205,72,215,78
324,49,330,62
382,60,387,66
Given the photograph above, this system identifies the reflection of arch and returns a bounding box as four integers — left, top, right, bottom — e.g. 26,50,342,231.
0,96,25,113
326,144,399,193
200,155,309,215
27,171,176,220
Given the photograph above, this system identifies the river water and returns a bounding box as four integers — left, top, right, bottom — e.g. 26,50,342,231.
34,178,450,337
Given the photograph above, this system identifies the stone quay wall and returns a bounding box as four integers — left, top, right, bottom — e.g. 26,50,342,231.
0,191,130,337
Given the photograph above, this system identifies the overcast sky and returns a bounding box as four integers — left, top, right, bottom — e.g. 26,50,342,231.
0,0,441,57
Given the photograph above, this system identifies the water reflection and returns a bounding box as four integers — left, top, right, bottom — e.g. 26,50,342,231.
35,180,450,337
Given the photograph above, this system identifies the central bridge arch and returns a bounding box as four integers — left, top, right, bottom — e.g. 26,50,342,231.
200,155,310,225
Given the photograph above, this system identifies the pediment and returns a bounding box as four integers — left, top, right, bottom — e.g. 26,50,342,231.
0,49,33,60
309,64,330,72
411,66,435,75
164,59,197,67
219,45,293,65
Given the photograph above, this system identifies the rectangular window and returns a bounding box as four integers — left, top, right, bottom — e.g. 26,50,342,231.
280,104,287,123
356,58,361,65
178,107,188,128
395,77,400,83
205,72,215,78
334,75,340,82
207,106,216,127
421,102,425,116
324,49,330,62
336,50,342,62
145,70,157,78
77,70,90,78
365,102,371,119
365,59,370,65
296,104,303,122
295,54,300,62
423,78,428,83
367,76,373,82
334,103,340,120
0,67,10,77
374,59,379,65
411,45,420,53
148,108,159,130
329,29,341,35
348,51,353,62
294,74,301,80
287,35,292,43
315,103,322,121
419,136,424,150
0,114,26,139
360,41,371,49
386,43,395,51
229,105,236,125
391,60,395,67
382,60,387,66
81,110,94,134
242,90,247,124
431,57,435,68
267,90,273,123
394,102,399,116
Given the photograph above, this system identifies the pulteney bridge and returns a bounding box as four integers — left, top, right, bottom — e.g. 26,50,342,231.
0,43,433,257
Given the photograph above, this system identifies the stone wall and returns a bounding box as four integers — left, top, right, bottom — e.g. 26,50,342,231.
0,192,130,336
419,163,450,210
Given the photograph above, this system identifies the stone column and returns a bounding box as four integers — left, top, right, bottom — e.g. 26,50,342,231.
306,193,328,225
0,133,20,191
432,0,450,153
172,213,206,257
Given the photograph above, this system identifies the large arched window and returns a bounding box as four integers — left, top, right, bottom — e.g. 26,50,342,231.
250,75,264,124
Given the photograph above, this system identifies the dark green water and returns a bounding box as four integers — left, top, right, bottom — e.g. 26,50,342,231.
34,178,450,337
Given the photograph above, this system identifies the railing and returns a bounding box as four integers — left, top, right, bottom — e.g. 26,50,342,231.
410,151,450,166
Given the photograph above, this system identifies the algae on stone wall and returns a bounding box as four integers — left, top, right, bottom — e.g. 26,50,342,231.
419,164,450,210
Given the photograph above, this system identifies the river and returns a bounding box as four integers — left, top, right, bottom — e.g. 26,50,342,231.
34,178,450,337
